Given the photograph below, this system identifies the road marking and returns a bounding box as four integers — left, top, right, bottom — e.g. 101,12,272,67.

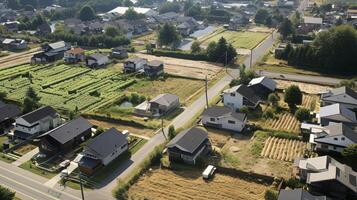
0,164,81,200
0,173,58,200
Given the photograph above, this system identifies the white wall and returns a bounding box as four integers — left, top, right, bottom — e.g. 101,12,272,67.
102,143,128,166
223,92,243,109
202,115,246,132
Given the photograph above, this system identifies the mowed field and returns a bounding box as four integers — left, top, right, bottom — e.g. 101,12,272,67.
199,30,269,49
0,63,134,112
261,137,307,162
127,168,269,200
130,53,223,80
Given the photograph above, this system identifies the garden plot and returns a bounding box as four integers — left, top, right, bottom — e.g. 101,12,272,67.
131,53,223,80
302,94,319,112
128,168,269,200
264,113,300,134
261,137,307,162
0,64,135,113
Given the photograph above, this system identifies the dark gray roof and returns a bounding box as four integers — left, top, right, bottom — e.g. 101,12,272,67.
149,93,179,106
0,104,21,122
322,86,357,102
278,189,328,200
48,117,92,145
21,106,58,124
126,58,147,64
235,84,260,104
317,123,357,143
88,53,107,61
147,60,163,67
166,127,208,154
202,106,246,122
85,128,128,158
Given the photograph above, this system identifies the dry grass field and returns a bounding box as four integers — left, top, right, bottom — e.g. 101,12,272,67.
131,53,223,80
127,168,269,200
0,48,40,68
302,94,319,112
264,113,300,133
261,137,307,162
276,80,332,94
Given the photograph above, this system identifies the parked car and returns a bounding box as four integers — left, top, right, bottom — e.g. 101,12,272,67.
59,160,70,168
202,165,216,179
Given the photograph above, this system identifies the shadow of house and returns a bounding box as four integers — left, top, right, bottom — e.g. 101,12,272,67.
0,102,21,130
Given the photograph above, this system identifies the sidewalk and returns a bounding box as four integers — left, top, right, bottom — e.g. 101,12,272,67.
12,147,39,167
44,161,78,187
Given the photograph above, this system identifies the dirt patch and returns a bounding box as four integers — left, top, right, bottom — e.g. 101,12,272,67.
128,168,269,200
247,26,274,33
0,48,40,69
276,80,332,94
206,128,232,149
130,53,223,80
88,119,154,138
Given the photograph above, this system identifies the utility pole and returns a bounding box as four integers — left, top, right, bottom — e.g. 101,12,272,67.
161,118,167,141
225,51,228,73
205,75,208,108
250,49,253,68
79,174,85,200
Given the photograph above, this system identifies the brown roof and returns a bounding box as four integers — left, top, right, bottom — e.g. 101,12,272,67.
67,47,84,55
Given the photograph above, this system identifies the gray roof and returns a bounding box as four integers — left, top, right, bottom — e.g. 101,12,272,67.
323,123,357,143
21,106,58,124
126,57,147,64
149,93,179,106
166,127,208,154
48,41,67,50
202,106,246,122
321,86,357,105
0,103,21,123
319,103,357,122
233,84,260,104
85,128,127,159
88,53,107,61
48,117,92,145
147,60,163,67
278,189,328,200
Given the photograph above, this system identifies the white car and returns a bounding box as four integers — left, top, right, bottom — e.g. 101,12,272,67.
59,160,70,168
202,165,216,179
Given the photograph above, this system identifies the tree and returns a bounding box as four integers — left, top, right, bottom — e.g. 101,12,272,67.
78,5,96,21
295,108,311,122
123,7,144,20
255,9,269,24
158,23,180,49
26,87,40,102
105,26,120,37
264,189,278,200
0,185,15,200
0,92,6,102
342,144,357,170
284,85,302,109
262,107,274,119
23,87,41,113
159,2,180,14
191,40,201,54
123,0,134,7
168,125,176,140
279,18,294,40
338,80,356,89
268,93,279,107
145,43,153,54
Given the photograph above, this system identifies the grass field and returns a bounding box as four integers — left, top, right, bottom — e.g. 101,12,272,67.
261,137,307,162
199,30,269,49
128,168,270,200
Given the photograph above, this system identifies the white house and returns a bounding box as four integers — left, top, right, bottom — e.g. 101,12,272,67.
321,86,357,109
85,53,109,68
307,122,357,153
318,103,357,126
201,106,247,132
14,106,61,139
108,6,158,16
222,84,260,109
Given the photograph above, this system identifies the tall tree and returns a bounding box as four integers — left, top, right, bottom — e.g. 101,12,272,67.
279,18,294,40
255,9,269,24
157,23,180,49
23,87,41,113
105,26,120,37
284,85,302,109
78,5,96,21
190,40,201,54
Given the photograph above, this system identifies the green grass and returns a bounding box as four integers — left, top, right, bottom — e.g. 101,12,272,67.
200,30,269,49
19,160,57,179
0,153,15,163
130,139,148,155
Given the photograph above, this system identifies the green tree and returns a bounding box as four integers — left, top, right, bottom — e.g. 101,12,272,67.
105,26,120,37
23,87,41,113
295,108,311,122
0,185,15,200
284,85,302,109
255,9,269,24
268,93,279,107
342,144,357,170
26,87,40,102
279,18,294,40
262,107,274,119
78,5,96,21
158,23,180,49
123,0,134,7
159,2,180,14
191,40,201,54
168,125,176,140
264,189,278,200
145,43,153,54
338,80,356,89
0,92,6,102
123,7,144,20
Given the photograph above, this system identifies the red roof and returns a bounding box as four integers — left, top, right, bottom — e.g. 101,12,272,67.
67,48,84,55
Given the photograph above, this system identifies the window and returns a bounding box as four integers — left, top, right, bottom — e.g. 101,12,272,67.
334,138,338,141
341,137,345,141
230,93,235,97
228,120,236,124
350,175,356,186
210,118,216,122
333,146,337,150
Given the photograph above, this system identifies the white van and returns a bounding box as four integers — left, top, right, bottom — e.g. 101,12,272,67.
202,165,216,179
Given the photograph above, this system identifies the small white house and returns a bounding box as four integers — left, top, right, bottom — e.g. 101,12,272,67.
222,84,260,109
14,106,61,139
86,53,109,67
201,106,247,132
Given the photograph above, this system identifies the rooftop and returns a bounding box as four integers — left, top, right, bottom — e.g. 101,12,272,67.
166,127,208,154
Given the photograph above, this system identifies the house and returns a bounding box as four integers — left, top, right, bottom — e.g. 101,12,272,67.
248,76,277,99
1,39,27,51
64,48,85,64
78,128,128,174
222,84,261,109
1,21,20,32
123,58,147,73
111,47,128,59
108,6,158,17
36,23,51,36
149,93,179,117
0,102,21,130
166,127,211,165
295,156,357,199
39,117,93,156
144,60,164,77
320,87,357,109
31,41,71,63
201,106,247,132
14,106,61,139
85,53,109,67
112,19,149,37
278,188,330,200
318,103,357,126
297,17,323,34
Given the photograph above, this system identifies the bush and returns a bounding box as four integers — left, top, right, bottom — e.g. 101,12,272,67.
268,93,279,107
168,125,176,140
264,189,278,200
295,108,311,122
285,178,304,189
0,185,15,200
284,85,302,109
263,107,275,119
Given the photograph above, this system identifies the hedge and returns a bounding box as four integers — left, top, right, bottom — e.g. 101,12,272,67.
152,49,209,61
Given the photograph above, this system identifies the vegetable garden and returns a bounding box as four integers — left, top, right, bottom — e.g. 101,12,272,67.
260,137,306,162
0,64,135,113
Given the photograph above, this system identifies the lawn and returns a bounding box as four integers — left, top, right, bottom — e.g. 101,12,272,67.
200,30,269,49
20,160,58,179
